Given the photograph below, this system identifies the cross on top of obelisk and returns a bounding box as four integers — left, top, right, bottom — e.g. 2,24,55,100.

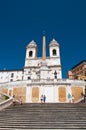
43,30,45,35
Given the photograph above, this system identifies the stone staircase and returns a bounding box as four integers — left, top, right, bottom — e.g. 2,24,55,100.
0,103,86,129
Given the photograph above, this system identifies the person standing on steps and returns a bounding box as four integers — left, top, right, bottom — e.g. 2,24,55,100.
72,95,74,103
68,93,72,103
43,95,46,103
13,95,16,106
40,95,44,103
19,96,22,105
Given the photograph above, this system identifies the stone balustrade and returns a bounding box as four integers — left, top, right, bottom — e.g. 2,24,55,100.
0,79,85,88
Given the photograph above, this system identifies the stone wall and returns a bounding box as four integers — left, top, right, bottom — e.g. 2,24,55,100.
58,86,66,102
71,86,83,102
32,87,39,102
13,87,26,103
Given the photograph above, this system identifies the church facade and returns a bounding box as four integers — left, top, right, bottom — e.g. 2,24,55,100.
0,36,85,103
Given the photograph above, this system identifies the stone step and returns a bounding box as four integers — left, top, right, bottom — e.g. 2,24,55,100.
5,106,86,109
0,103,86,129
8,103,86,107
0,120,86,123
0,123,86,129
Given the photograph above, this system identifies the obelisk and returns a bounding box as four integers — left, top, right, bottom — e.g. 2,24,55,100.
40,35,48,81
42,35,46,61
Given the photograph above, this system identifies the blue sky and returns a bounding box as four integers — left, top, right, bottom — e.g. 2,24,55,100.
0,0,86,78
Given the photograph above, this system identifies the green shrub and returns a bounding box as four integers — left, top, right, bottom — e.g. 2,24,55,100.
4,95,9,100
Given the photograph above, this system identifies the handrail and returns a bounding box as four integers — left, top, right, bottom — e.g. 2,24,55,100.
0,97,13,111
0,96,13,111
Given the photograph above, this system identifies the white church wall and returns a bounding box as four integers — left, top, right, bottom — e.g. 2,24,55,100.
43,86,54,102
40,70,49,80
31,71,37,79
0,71,23,83
25,58,42,67
26,86,32,103
46,58,61,66
0,72,9,83
58,70,62,79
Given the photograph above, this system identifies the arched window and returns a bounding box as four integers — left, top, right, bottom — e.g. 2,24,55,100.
52,49,56,56
29,51,33,57
11,73,14,77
